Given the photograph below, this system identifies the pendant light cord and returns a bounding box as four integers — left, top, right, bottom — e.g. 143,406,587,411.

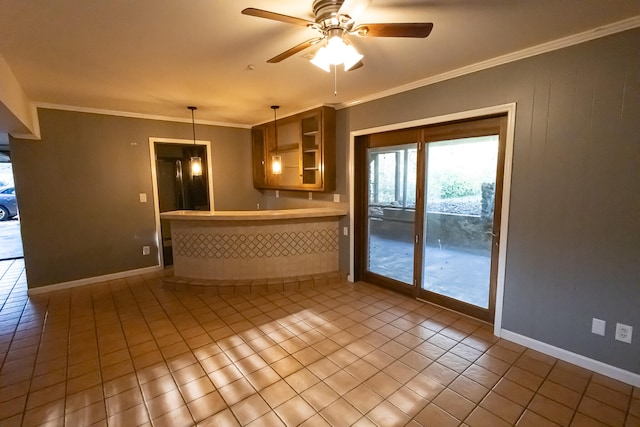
188,106,197,145
271,105,279,153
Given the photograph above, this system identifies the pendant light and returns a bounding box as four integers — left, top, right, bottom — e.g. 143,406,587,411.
188,106,202,177
271,105,282,175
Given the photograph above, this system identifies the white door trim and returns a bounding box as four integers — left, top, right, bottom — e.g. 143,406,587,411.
347,103,516,335
148,137,215,267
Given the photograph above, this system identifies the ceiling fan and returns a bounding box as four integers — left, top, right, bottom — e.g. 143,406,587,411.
242,0,433,71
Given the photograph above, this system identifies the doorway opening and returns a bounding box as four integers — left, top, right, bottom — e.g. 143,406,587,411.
356,115,508,323
149,138,213,267
0,151,23,261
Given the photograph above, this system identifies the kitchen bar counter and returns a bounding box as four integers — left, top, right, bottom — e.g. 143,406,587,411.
160,208,347,281
160,207,347,221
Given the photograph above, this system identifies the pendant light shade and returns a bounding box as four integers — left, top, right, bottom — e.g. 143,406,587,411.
188,106,202,177
271,105,282,175
190,158,202,176
271,155,282,175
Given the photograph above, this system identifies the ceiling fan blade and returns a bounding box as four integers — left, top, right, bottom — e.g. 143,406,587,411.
267,38,323,63
338,0,372,20
241,8,314,27
348,60,364,71
353,22,434,38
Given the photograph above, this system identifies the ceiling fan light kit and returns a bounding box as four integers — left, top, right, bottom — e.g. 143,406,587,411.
310,29,363,72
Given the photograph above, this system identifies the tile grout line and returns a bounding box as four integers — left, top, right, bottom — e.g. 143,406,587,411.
121,275,171,426
138,273,203,426
624,390,634,427
93,279,121,426
515,350,559,426
4,260,43,426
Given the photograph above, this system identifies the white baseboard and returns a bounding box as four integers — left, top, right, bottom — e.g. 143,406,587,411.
27,265,163,295
501,329,640,388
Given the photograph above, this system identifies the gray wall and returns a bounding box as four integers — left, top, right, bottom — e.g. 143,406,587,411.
11,109,261,288
332,28,639,373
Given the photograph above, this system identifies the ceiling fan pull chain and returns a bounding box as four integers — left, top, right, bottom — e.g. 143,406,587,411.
334,64,338,96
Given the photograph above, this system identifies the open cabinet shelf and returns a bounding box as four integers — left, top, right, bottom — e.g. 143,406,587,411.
251,106,336,192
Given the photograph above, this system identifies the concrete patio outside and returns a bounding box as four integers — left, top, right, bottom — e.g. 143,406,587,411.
0,219,23,260
369,234,490,308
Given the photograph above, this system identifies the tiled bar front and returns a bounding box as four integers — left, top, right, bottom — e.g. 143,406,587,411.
161,208,347,281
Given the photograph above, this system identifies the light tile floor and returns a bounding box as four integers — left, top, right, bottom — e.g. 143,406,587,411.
0,258,638,426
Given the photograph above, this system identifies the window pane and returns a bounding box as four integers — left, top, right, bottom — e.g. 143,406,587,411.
367,144,417,285
376,152,398,205
406,148,417,209
423,135,499,308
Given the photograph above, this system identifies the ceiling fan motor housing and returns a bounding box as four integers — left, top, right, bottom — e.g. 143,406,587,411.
312,0,345,23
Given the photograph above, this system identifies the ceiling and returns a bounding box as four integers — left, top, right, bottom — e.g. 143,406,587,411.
0,0,639,129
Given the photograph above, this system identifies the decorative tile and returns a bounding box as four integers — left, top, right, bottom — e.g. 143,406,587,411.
174,228,339,259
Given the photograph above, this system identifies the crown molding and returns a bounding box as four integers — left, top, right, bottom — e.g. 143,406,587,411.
34,102,252,129
338,15,640,110
249,103,341,128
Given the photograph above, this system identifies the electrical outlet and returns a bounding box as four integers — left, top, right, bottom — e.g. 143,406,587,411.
308,192,313,200
334,193,340,203
343,226,348,236
615,323,633,344
142,246,150,256
591,318,606,336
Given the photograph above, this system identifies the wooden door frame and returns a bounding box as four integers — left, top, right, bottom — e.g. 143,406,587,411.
354,136,420,297
348,104,516,335
149,137,214,268
417,115,507,323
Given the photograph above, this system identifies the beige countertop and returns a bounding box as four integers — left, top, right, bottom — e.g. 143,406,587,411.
160,207,348,221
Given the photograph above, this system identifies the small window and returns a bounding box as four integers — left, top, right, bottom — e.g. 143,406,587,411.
368,146,417,210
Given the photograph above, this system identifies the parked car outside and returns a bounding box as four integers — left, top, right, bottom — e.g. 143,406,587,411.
0,186,18,221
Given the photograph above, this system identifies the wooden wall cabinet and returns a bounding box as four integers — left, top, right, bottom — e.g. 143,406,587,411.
252,106,336,192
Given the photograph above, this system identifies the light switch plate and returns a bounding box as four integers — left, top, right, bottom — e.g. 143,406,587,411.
591,318,606,336
139,193,147,203
334,194,340,203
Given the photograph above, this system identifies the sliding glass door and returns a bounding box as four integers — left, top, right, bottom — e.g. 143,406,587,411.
357,116,506,322
366,143,418,287
420,134,501,319
356,128,422,293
